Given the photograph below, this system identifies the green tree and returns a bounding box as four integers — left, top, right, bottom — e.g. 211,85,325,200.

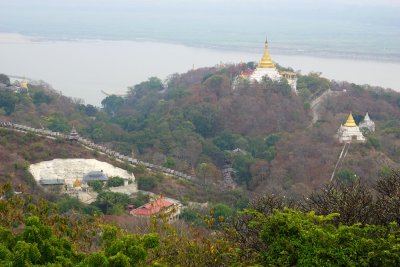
47,113,69,132
0,74,10,85
180,208,200,223
94,192,130,214
213,130,236,151
367,134,380,149
212,203,233,222
88,180,104,192
0,91,18,115
185,103,218,137
336,169,357,184
131,191,150,208
232,153,255,186
84,104,97,117
264,133,280,147
107,176,125,187
163,156,176,168
101,225,159,266
259,209,400,266
297,72,330,96
101,95,124,117
32,90,53,106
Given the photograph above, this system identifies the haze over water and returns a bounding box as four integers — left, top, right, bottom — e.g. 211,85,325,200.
0,0,399,105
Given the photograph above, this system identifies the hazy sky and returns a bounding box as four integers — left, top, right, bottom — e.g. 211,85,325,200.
2,0,400,9
2,0,398,31
1,0,399,59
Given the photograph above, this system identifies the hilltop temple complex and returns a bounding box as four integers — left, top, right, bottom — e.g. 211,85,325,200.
236,38,297,92
337,113,366,143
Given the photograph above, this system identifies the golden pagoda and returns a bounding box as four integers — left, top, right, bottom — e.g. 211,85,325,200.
242,36,297,93
20,79,28,89
337,112,366,143
343,113,357,127
258,38,275,69
73,179,82,188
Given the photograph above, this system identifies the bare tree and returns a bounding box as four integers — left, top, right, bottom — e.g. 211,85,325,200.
304,180,375,225
375,171,400,225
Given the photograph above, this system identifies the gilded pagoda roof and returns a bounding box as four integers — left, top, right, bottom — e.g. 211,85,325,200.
258,39,275,69
344,113,357,127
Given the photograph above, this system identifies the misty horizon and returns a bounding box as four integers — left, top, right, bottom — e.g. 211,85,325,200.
1,0,399,61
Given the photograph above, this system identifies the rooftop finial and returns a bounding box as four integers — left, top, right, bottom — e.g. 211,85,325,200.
265,36,268,45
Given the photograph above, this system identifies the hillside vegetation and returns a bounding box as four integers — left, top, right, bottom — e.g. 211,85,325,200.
1,171,400,266
1,65,400,199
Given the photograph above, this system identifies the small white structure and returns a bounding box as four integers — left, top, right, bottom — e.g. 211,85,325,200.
66,126,79,141
337,113,366,143
359,112,375,133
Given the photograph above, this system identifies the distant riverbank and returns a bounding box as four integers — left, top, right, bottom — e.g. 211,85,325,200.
1,35,399,105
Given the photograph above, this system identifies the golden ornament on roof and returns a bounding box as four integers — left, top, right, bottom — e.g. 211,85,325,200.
73,179,82,187
344,113,357,127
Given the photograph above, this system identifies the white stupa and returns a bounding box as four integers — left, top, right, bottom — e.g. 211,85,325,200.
337,113,366,143
359,112,375,132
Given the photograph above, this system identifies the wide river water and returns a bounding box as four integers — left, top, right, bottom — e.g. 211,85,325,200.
1,39,400,106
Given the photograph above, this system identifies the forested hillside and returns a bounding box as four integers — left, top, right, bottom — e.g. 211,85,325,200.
1,64,400,198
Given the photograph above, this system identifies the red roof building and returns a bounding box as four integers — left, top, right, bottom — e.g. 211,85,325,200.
130,197,181,222
239,68,255,78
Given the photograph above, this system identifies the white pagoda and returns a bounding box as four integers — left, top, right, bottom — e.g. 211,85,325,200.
359,112,375,132
249,38,297,92
337,113,366,143
66,126,79,141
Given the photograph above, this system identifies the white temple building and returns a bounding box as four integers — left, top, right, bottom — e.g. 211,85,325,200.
337,113,366,143
66,126,79,141
359,112,375,132
248,38,297,92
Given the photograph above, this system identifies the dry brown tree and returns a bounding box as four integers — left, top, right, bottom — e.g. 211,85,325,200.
303,179,375,225
374,170,400,225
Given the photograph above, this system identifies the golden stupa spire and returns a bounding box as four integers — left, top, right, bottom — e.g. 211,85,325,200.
258,37,275,69
20,79,28,89
73,179,82,188
344,113,357,127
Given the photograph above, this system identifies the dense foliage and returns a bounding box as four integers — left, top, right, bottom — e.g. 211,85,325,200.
2,172,400,266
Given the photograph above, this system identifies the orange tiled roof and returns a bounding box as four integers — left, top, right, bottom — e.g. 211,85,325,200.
130,198,173,216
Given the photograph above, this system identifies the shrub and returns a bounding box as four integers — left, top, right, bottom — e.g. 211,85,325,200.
131,191,150,208
335,169,357,184
88,180,104,192
133,163,146,174
93,191,130,214
107,176,124,187
137,176,158,191
367,135,380,149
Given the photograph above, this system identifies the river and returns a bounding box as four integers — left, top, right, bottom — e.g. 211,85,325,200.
1,37,399,105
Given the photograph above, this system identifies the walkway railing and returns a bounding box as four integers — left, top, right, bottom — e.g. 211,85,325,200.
0,121,196,181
